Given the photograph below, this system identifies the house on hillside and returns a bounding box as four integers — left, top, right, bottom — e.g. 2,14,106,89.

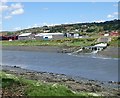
110,31,119,36
73,33,79,38
66,32,88,38
65,32,74,38
66,32,80,38
18,33,35,40
104,33,109,37
7,35,18,41
35,33,64,40
0,33,18,40
100,31,119,37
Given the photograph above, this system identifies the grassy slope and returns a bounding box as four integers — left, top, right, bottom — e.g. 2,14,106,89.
1,37,98,47
0,71,95,96
108,37,120,47
1,37,119,47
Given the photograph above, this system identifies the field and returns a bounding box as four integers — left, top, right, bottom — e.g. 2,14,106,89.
1,37,119,47
1,37,98,47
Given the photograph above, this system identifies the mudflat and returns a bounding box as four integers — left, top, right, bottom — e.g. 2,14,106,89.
1,46,119,58
2,46,61,52
98,46,119,58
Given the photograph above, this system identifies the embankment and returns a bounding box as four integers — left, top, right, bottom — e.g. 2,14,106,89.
1,65,120,96
98,46,119,58
2,46,119,58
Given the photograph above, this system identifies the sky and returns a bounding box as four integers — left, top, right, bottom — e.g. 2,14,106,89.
1,1,119,31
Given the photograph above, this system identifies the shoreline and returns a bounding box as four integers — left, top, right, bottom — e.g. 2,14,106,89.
1,65,120,96
1,46,119,96
2,45,119,58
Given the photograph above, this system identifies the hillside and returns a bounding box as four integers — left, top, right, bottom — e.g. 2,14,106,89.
13,19,119,35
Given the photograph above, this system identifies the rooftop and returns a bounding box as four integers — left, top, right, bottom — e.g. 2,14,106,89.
35,33,63,36
19,33,32,37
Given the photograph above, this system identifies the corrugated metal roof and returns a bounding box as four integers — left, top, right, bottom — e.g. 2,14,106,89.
35,33,63,36
19,33,32,37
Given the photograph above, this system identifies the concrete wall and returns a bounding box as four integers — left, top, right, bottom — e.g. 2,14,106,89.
43,35,52,39
52,35,64,40
35,34,64,40
35,36,43,40
18,35,34,40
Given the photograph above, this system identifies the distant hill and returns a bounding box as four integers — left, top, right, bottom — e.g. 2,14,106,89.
3,19,120,35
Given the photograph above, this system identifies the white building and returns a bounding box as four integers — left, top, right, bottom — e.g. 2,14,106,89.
35,33,64,40
18,33,34,40
74,33,79,38
104,33,109,37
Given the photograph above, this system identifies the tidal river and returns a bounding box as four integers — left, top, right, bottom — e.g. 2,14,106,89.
1,50,119,82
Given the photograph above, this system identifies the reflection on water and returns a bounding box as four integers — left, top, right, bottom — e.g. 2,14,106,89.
2,50,118,82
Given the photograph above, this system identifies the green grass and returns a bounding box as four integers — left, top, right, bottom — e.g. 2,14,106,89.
0,71,94,96
108,37,120,47
1,36,119,47
2,40,61,46
1,37,98,47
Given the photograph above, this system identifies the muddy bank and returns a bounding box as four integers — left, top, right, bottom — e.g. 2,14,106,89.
1,65,120,96
98,46,119,58
2,46,76,53
2,46,119,58
2,46,61,52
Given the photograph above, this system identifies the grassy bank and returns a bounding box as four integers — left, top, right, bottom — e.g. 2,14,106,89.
108,37,120,47
1,37,119,47
0,71,95,96
1,38,98,47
